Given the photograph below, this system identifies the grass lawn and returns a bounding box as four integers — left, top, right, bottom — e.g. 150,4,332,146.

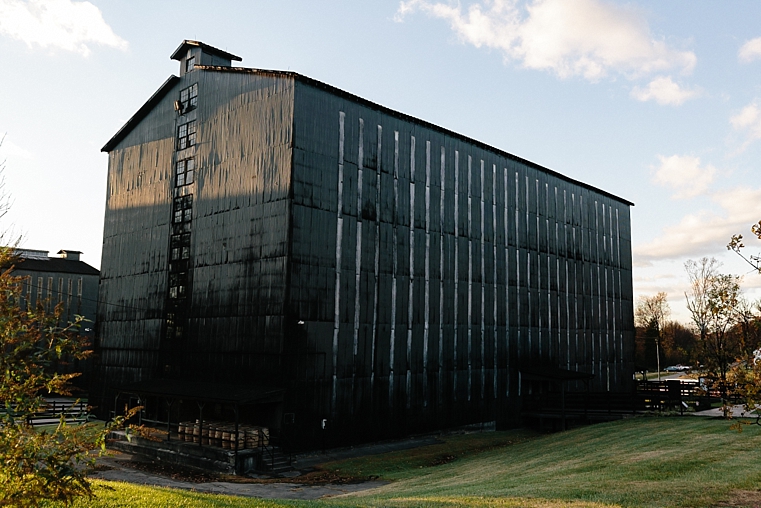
44,416,761,508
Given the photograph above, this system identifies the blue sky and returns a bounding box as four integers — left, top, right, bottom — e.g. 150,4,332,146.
1,0,760,323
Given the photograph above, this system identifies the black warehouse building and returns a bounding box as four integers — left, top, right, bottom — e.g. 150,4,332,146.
94,40,635,446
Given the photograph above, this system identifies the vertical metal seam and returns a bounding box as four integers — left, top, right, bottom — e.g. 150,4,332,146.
492,163,497,399
515,170,520,393
332,111,345,417
467,155,473,402
479,159,485,400
438,146,445,406
406,135,415,410
453,150,459,402
389,131,399,407
352,118,364,413
423,140,431,407
616,208,622,370
565,190,570,370
371,124,382,397
525,175,530,358
504,166,510,398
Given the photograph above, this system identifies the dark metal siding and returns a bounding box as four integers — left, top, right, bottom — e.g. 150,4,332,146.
184,70,294,382
289,80,634,440
96,85,178,398
95,70,295,409
96,64,633,445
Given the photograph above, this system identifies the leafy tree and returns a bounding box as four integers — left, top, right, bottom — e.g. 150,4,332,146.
685,258,748,416
733,297,761,354
685,257,720,344
727,225,761,423
0,246,116,507
728,221,761,273
635,292,670,379
0,138,124,505
660,321,698,366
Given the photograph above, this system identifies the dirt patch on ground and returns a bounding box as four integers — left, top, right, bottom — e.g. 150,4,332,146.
429,454,457,466
115,460,218,483
714,490,761,507
114,459,372,486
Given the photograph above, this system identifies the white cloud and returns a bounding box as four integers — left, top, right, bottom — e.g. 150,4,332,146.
739,37,761,63
0,138,34,161
651,154,716,199
730,101,761,149
395,0,696,82
635,186,761,262
0,0,127,56
0,133,34,161
631,76,701,106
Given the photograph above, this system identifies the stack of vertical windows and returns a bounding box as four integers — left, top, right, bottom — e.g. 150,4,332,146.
165,83,198,343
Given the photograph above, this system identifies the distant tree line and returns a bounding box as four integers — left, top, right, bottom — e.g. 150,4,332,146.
635,220,761,417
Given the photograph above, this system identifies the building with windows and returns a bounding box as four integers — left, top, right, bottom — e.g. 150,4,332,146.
95,40,635,446
15,249,99,336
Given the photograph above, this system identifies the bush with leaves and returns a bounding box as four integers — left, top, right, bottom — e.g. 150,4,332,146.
0,247,118,507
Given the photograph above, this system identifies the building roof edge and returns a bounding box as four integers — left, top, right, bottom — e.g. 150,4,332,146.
170,40,242,62
101,75,180,153
196,65,634,207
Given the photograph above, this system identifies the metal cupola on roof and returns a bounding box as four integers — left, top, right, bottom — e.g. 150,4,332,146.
170,40,242,76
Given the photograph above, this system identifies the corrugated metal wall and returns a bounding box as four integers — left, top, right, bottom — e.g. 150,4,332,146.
97,90,176,397
289,80,634,440
95,71,296,411
96,64,633,445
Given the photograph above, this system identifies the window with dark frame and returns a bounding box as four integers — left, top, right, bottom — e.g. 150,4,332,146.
170,232,192,261
165,312,176,339
175,158,195,186
172,195,193,224
168,272,187,299
179,84,198,112
177,121,196,150
186,56,195,73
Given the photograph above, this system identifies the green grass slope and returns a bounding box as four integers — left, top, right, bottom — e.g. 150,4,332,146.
42,417,761,508
336,417,761,507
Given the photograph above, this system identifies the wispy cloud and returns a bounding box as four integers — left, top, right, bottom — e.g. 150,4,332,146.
395,0,696,83
739,37,761,63
730,100,761,150
0,0,127,56
631,76,701,106
651,154,716,199
0,137,34,161
635,186,761,262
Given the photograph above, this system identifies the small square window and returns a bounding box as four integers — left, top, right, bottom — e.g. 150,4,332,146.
186,56,195,73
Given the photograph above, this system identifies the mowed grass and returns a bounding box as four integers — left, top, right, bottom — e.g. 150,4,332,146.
44,417,761,508
42,481,306,508
331,416,761,507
